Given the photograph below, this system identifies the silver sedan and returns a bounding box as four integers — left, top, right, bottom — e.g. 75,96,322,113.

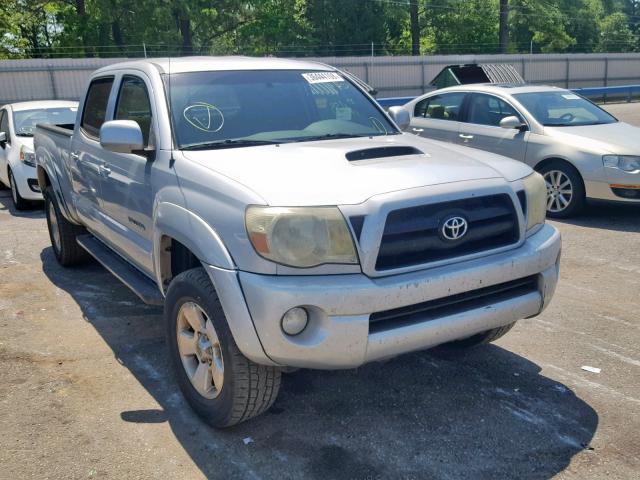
397,84,640,217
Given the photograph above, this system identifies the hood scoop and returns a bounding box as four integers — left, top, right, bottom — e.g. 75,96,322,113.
345,145,424,162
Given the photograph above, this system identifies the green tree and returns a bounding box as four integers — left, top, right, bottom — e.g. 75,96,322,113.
598,12,637,51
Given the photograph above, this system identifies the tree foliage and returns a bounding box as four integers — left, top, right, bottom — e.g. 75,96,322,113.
1,0,639,58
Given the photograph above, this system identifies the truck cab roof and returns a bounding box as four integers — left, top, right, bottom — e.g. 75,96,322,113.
94,56,336,75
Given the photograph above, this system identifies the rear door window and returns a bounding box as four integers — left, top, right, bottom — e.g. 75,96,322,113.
414,93,466,121
81,77,114,139
115,75,153,147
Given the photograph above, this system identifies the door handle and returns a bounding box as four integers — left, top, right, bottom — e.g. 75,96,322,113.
412,127,424,133
459,134,474,140
99,163,111,177
70,151,80,161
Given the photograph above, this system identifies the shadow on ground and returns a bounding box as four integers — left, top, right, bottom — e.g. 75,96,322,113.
40,243,598,480
552,200,640,233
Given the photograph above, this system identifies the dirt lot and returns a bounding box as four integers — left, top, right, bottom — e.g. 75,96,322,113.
1,105,639,480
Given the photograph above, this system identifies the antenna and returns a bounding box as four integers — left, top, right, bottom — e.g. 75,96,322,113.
167,53,175,165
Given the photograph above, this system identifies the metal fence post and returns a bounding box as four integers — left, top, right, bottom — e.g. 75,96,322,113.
603,57,609,103
47,64,58,100
565,58,570,89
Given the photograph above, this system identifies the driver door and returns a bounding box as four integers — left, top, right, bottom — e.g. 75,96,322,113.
97,73,156,274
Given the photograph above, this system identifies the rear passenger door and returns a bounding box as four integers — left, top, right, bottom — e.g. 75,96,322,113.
97,74,155,274
458,93,529,161
408,92,467,144
71,76,114,230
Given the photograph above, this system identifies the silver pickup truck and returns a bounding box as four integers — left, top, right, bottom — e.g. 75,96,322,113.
34,57,561,427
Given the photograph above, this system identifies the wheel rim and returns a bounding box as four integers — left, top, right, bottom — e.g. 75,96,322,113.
10,173,18,205
47,199,62,254
543,170,573,213
176,302,224,399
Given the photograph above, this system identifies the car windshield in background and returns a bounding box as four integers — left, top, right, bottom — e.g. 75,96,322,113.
13,107,78,136
514,91,617,127
165,70,397,150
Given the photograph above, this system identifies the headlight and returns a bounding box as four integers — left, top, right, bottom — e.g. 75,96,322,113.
19,146,36,167
246,206,358,268
522,172,547,232
603,155,640,172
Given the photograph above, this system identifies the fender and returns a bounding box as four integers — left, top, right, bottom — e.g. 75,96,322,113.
35,146,79,224
153,201,236,287
153,202,276,366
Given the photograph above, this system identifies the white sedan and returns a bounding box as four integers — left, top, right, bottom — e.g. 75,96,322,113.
0,101,78,209
397,84,640,217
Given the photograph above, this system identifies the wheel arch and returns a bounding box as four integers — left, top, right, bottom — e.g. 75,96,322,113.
153,202,235,294
533,156,586,189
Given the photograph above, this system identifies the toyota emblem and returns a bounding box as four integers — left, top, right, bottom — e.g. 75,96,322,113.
441,216,468,241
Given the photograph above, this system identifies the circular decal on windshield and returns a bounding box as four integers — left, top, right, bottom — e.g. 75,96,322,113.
183,103,225,132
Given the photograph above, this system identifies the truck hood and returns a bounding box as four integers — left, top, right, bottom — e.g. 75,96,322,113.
182,134,531,205
543,122,640,155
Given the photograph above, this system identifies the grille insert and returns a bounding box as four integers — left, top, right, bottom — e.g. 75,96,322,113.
369,275,539,333
376,194,519,270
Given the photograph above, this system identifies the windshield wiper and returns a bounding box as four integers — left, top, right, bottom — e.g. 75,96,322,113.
181,139,282,151
286,133,375,143
16,132,34,137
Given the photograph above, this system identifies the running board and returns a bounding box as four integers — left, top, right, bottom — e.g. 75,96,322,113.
76,235,164,306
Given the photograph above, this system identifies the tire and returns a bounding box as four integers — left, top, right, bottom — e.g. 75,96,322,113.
43,186,89,266
9,169,30,210
165,267,281,428
445,322,516,349
537,160,586,218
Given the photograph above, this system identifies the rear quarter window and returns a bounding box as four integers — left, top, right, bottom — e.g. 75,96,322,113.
81,77,114,138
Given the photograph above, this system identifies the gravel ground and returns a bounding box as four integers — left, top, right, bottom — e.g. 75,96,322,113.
0,104,638,480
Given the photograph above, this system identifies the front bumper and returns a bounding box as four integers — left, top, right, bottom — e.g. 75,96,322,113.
235,223,561,369
586,167,640,203
12,161,42,201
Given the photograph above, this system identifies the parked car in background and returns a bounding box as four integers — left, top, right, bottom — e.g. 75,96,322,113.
35,57,560,427
0,101,78,209
399,84,640,217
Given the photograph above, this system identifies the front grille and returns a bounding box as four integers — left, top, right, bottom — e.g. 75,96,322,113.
369,275,539,333
376,194,519,270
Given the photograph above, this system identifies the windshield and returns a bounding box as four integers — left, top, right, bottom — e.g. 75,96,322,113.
514,91,617,127
165,70,397,150
13,107,78,136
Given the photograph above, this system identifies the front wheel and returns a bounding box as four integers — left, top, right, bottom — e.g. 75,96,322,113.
538,161,585,218
9,169,29,210
165,267,281,427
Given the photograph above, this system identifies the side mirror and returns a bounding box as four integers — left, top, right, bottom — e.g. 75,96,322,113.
100,120,144,154
0,131,6,146
500,116,526,130
388,106,411,131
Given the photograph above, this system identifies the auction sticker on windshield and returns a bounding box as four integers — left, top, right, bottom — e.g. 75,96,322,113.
302,72,344,84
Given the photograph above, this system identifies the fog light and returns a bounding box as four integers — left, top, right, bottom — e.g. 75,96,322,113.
281,307,308,336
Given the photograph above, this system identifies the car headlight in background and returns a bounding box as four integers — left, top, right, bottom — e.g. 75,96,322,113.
603,155,640,173
19,145,36,167
246,206,358,268
522,172,547,232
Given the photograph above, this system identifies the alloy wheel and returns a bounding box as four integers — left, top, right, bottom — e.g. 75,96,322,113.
176,301,224,399
543,170,573,213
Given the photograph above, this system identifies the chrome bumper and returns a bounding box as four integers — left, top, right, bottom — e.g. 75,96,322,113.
213,223,561,369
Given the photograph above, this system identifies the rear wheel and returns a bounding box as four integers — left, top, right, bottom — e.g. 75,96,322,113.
446,322,516,349
165,268,281,427
9,169,29,210
44,187,89,266
537,160,585,218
